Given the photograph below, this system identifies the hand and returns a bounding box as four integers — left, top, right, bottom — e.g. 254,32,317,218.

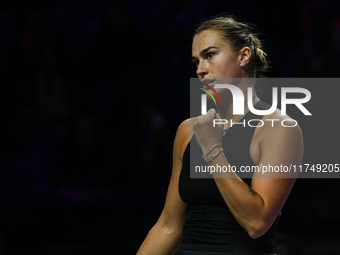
193,108,223,154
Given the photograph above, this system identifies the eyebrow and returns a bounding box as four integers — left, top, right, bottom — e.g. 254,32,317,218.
191,46,218,62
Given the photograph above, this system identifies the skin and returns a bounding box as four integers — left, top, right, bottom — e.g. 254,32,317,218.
191,29,255,122
137,29,303,254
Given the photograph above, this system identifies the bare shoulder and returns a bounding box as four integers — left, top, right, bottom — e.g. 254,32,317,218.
174,117,198,160
254,109,302,140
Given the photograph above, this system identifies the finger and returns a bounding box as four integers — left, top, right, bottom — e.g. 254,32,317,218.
194,116,202,127
207,108,217,118
208,108,216,113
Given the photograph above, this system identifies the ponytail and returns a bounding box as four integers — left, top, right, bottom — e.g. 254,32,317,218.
249,34,269,77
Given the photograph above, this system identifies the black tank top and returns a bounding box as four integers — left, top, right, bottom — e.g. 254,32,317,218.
178,101,280,253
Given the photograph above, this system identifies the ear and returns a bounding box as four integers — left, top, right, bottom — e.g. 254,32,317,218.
239,47,252,68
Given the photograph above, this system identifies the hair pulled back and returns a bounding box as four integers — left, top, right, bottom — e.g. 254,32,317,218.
194,14,269,78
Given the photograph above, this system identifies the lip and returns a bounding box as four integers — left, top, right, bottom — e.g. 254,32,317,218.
200,78,216,89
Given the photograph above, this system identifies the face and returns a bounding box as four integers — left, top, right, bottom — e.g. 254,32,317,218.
192,29,251,96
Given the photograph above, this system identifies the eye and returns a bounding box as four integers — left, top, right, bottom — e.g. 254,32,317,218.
207,52,215,59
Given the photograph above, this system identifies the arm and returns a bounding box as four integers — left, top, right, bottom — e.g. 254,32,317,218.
212,119,301,238
193,109,302,239
137,120,190,255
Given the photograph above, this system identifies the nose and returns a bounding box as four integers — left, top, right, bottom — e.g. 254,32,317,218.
196,61,208,78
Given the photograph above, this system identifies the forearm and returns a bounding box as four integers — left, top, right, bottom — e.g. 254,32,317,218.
207,152,271,238
137,222,182,255
194,110,301,239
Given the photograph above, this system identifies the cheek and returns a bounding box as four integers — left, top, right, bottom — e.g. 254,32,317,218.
214,59,236,76
213,63,228,76
225,62,241,77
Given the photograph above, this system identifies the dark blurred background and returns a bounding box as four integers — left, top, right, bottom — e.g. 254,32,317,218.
0,0,339,254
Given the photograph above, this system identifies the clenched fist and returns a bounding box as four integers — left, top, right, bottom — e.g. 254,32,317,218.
193,108,224,154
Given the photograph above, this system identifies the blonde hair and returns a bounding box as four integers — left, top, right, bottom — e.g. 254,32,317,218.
194,14,269,78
